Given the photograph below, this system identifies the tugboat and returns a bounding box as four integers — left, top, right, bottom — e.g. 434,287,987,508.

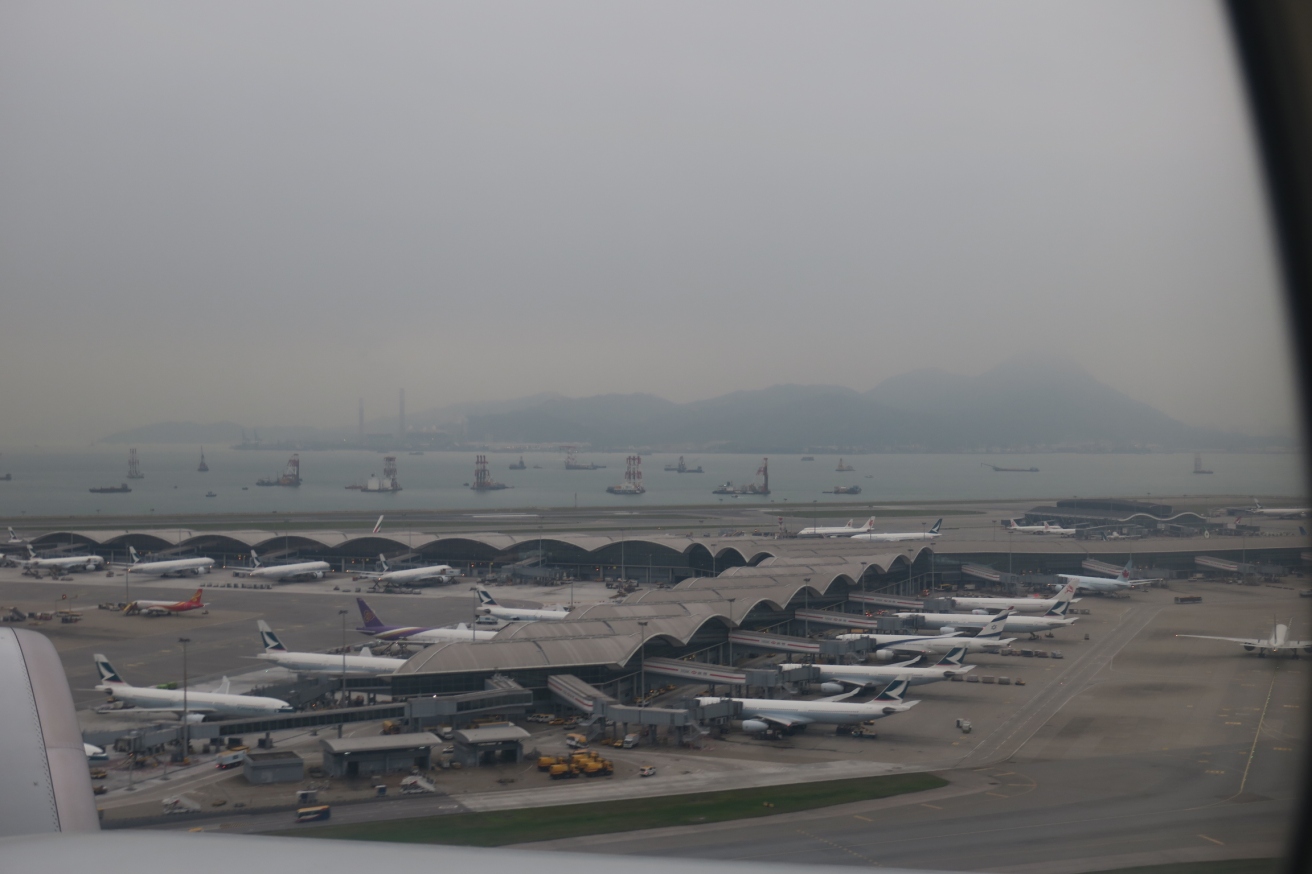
204,491,217,498
197,448,209,472
606,456,646,495
89,484,131,494
509,456,527,470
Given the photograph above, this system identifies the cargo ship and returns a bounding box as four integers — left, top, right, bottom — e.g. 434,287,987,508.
564,447,606,470
983,463,1039,472
823,485,862,495
89,484,131,494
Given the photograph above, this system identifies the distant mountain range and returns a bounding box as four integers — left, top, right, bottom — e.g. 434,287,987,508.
102,361,1283,452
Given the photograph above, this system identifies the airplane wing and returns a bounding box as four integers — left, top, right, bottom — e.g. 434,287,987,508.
748,712,815,728
1175,634,1262,645
119,704,219,713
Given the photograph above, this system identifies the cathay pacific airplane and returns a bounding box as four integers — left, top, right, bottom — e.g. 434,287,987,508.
697,679,917,733
359,554,460,587
1248,498,1310,518
1177,619,1311,657
894,586,1077,637
237,549,331,582
255,621,406,675
840,609,1016,655
16,546,104,573
124,546,214,577
850,519,942,543
356,598,497,642
476,588,570,622
798,517,878,537
786,646,974,692
951,581,1079,613
93,653,293,717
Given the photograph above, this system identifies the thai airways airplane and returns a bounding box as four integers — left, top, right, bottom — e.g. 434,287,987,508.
476,588,570,622
840,609,1016,655
255,621,405,675
1177,620,1311,657
1248,499,1310,518
697,679,917,733
951,581,1080,613
798,517,878,537
124,546,214,577
786,646,974,692
1056,559,1160,593
359,554,460,587
123,589,206,616
850,519,942,543
895,586,1077,637
356,598,497,642
238,550,330,582
17,546,104,573
93,653,293,717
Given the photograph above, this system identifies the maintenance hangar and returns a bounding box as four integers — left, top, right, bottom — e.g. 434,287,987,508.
243,750,304,784
450,725,531,768
320,732,439,778
389,551,931,702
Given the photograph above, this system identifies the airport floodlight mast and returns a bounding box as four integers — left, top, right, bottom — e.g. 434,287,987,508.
179,637,191,761
339,609,348,705
637,620,649,702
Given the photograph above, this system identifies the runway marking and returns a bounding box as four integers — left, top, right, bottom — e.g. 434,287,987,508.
993,771,1014,776
985,792,1010,798
1230,661,1281,801
1197,834,1225,846
794,828,878,865
852,815,873,822
1274,747,1292,751
1205,770,1226,775
920,803,942,810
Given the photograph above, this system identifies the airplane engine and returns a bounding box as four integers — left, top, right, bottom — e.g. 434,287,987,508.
820,682,846,695
874,649,898,661
1243,644,1256,651
940,626,958,634
312,571,325,579
182,712,205,724
881,706,901,716
741,719,771,734
971,609,989,615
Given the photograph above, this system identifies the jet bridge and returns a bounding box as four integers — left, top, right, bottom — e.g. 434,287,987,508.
846,593,924,610
729,629,870,658
642,657,819,689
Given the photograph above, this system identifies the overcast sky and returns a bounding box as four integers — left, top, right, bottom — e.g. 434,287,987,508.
0,1,1300,444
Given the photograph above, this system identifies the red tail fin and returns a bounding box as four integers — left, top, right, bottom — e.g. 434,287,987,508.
188,589,203,604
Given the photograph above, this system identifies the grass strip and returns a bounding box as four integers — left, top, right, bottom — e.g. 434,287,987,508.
267,772,946,846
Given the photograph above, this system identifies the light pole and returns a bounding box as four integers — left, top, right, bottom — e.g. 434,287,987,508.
637,620,649,703
621,528,626,582
338,609,348,706
711,544,717,578
802,578,811,637
178,637,191,760
726,598,736,668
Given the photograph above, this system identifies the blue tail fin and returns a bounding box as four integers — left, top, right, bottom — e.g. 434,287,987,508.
476,588,497,606
928,519,942,535
257,620,286,652
875,678,910,701
356,598,386,630
93,653,128,686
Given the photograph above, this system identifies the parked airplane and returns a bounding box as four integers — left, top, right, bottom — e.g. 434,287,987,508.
237,549,330,582
359,554,460,587
6,527,29,545
1041,522,1077,537
850,519,942,543
475,588,570,622
123,589,207,616
93,653,293,717
840,609,1017,656
798,517,878,538
124,546,214,577
697,679,917,732
1177,620,1311,657
356,598,497,642
950,581,1079,614
255,621,405,675
16,546,104,573
788,647,974,692
1248,499,1310,518
1057,559,1160,593
895,588,1076,637
1002,519,1052,533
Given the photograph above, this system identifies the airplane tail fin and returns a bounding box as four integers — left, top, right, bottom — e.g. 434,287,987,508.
978,608,1012,640
250,549,261,567
378,553,389,572
356,597,386,630
215,677,231,695
1046,582,1077,617
1120,558,1135,582
187,589,203,605
875,678,910,701
257,620,287,652
864,517,877,529
27,545,36,558
373,515,384,534
128,545,140,564
7,526,17,541
928,519,942,535
476,588,497,607
93,654,129,686
936,645,968,667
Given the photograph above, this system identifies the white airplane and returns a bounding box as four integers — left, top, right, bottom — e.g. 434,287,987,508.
895,588,1077,637
1057,559,1160,593
1248,499,1310,518
697,679,917,733
840,609,1016,656
360,554,460,587
255,621,405,676
237,549,331,582
850,518,942,543
124,589,206,616
798,517,878,538
356,597,497,642
476,588,570,622
93,653,293,718
1003,519,1052,533
1040,522,1077,537
1177,620,1311,658
16,546,104,573
950,581,1080,613
124,546,214,577
787,647,974,692
6,527,29,546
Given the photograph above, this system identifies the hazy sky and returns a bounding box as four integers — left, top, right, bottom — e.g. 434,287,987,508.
0,1,1301,444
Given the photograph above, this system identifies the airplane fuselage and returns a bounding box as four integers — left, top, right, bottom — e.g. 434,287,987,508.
789,661,973,687
695,695,916,726
256,651,404,676
127,557,214,577
850,532,940,543
374,565,458,586
894,611,1075,633
97,685,292,717
951,595,1070,613
244,561,331,582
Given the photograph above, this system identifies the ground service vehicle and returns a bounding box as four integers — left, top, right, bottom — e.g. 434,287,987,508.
295,805,331,822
